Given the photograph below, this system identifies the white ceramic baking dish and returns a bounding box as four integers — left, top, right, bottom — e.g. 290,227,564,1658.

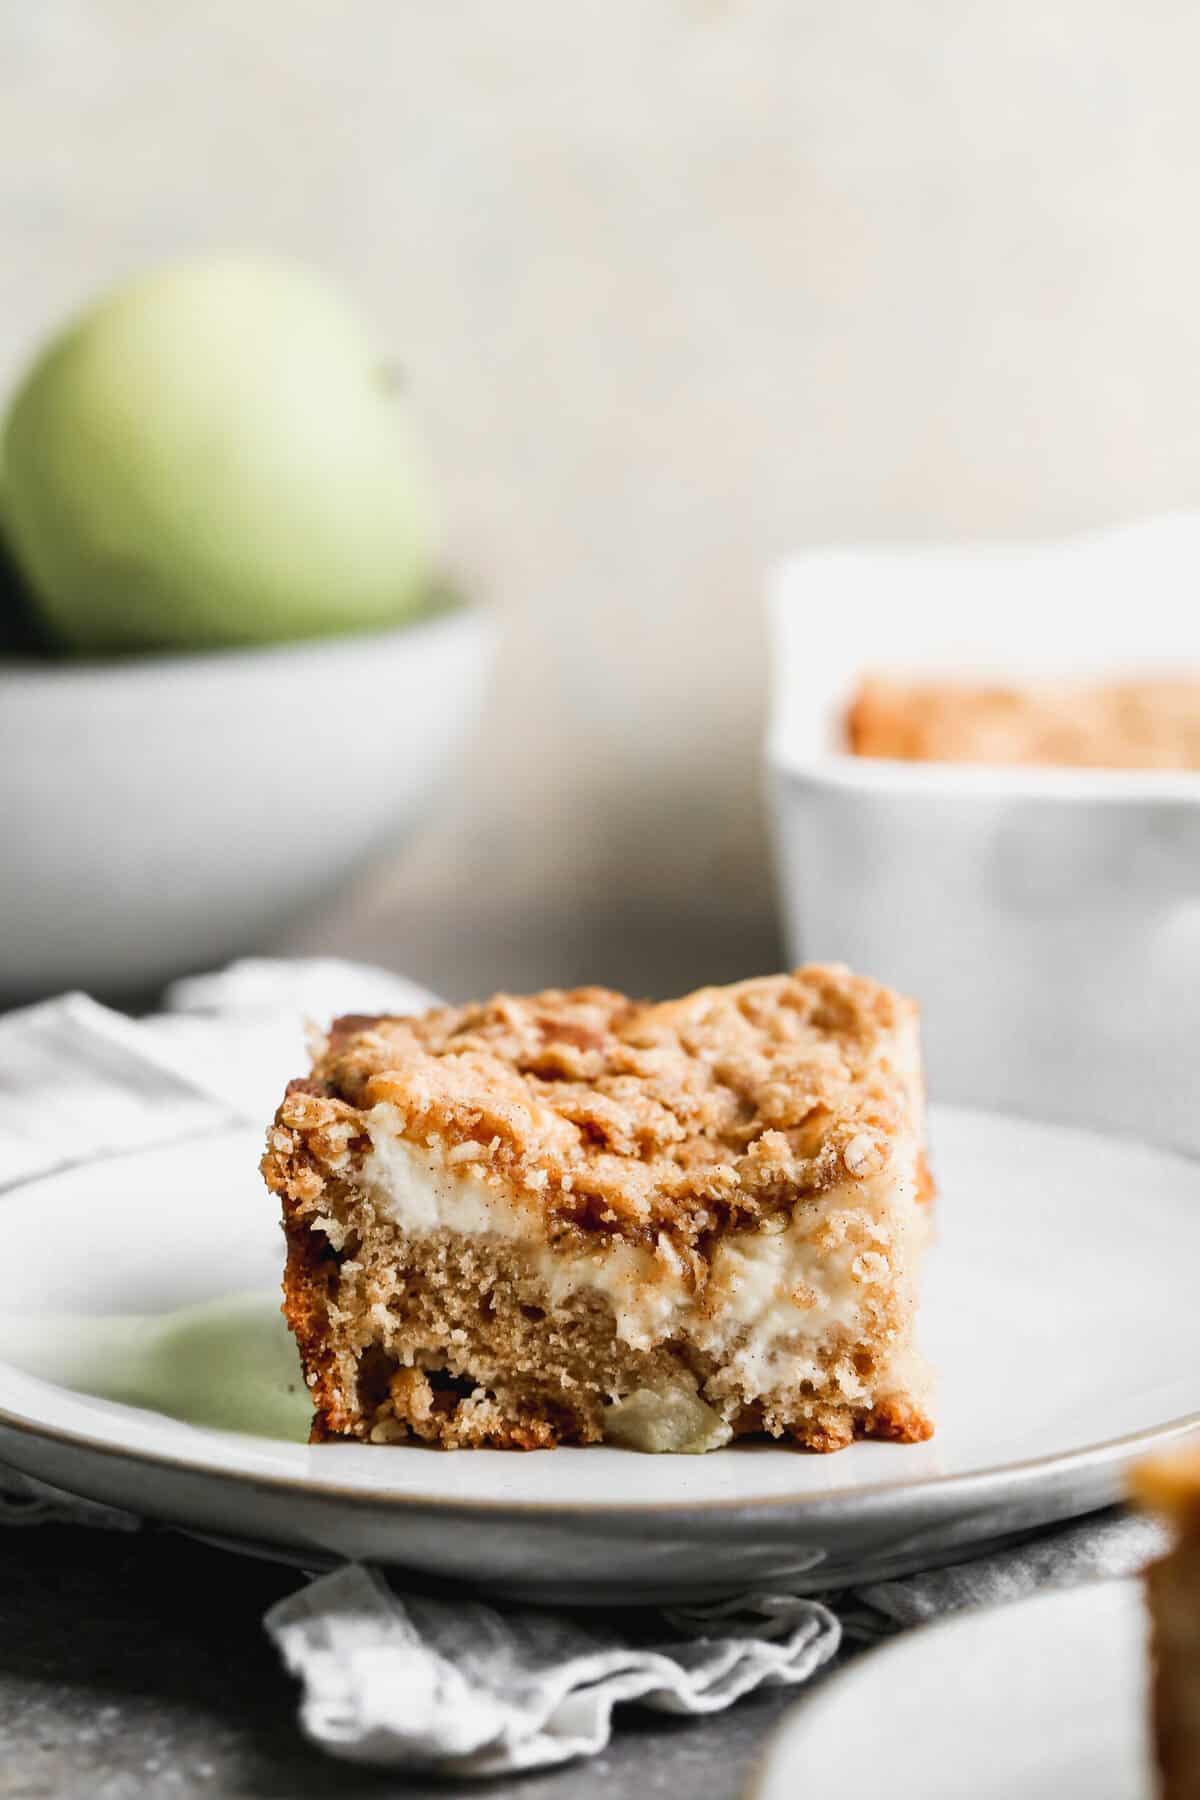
767,515,1200,1157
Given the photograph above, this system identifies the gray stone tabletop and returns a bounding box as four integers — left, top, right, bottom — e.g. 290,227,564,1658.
0,1522,806,1800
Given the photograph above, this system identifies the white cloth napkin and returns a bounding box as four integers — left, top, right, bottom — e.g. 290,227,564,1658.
0,961,1170,1777
0,957,438,1191
260,1514,1162,1777
266,1570,841,1775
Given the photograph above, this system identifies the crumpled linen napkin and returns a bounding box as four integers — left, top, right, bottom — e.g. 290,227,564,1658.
260,1514,1163,1777
0,960,1171,1776
0,957,438,1191
266,1571,842,1775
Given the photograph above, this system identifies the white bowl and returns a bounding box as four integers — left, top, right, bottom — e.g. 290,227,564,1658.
767,516,1200,1157
0,607,495,1000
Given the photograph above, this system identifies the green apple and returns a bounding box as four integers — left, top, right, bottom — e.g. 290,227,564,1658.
1,256,439,653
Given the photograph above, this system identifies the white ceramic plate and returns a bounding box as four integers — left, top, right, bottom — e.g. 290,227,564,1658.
0,1106,1197,1603
751,1578,1152,1800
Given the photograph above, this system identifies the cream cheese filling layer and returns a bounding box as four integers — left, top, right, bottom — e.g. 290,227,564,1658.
359,1103,918,1397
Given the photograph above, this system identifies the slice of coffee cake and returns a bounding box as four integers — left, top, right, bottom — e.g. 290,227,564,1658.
261,966,935,1453
1133,1448,1200,1800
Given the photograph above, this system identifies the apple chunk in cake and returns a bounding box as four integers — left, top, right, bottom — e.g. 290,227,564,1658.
261,966,935,1453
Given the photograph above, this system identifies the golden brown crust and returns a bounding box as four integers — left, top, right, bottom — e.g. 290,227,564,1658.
847,674,1200,769
262,966,929,1253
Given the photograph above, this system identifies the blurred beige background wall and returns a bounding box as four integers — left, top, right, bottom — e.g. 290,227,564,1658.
6,1,1200,996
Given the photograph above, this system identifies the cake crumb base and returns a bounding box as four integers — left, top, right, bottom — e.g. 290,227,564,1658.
283,1211,933,1455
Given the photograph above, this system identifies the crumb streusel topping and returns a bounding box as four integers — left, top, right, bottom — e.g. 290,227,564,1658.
847,674,1200,769
263,967,927,1251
